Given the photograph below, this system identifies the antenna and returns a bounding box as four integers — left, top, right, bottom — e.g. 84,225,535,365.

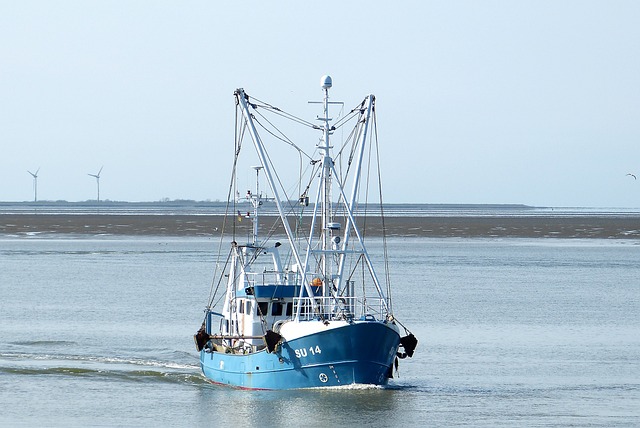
253,165,263,195
88,166,103,202
27,167,40,202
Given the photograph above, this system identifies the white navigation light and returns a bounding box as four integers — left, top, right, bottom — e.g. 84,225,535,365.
321,75,332,89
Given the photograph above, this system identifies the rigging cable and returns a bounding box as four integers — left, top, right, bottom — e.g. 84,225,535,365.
243,103,315,254
372,106,393,311
247,95,318,129
206,102,245,310
252,110,314,161
331,99,364,130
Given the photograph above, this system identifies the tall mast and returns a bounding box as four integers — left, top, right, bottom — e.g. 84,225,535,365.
334,94,375,294
319,75,333,287
234,88,319,304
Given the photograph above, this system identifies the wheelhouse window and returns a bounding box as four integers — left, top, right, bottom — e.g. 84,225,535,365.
271,302,283,316
258,302,269,316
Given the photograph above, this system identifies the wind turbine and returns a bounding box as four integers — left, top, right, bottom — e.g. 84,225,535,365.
27,167,40,202
88,166,103,202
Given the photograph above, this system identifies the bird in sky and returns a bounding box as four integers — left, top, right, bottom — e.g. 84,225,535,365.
626,173,637,180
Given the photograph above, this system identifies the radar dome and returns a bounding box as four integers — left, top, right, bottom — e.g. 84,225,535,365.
320,75,332,89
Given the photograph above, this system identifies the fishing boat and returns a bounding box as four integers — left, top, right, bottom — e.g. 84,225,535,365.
194,76,417,389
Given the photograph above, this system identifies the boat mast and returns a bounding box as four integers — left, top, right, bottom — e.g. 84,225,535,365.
334,94,374,293
234,88,319,302
319,75,333,294
325,94,390,313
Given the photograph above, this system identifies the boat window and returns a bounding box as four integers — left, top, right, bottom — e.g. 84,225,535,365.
246,300,252,315
239,299,244,314
286,302,293,316
271,302,283,316
258,302,269,316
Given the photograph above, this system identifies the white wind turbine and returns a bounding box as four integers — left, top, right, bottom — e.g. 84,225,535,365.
88,166,103,202
27,167,40,202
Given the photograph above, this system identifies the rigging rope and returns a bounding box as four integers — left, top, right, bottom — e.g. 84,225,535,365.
372,107,393,308
205,101,244,309
246,95,318,129
252,110,314,161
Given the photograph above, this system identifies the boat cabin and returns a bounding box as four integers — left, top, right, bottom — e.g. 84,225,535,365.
206,242,321,354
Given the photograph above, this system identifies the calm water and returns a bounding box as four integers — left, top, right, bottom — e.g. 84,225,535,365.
3,201,640,218
1,235,639,427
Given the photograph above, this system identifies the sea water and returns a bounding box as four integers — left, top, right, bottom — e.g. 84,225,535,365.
1,235,639,427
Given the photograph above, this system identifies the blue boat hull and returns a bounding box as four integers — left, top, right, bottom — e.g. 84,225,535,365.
200,321,401,389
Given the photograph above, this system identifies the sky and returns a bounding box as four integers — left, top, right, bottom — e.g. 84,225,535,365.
1,1,639,207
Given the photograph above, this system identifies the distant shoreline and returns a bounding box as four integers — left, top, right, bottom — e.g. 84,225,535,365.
1,214,639,239
0,201,534,207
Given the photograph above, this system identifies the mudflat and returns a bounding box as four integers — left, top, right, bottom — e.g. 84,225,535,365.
1,214,639,239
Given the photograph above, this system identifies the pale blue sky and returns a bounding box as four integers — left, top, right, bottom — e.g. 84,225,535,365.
1,1,639,207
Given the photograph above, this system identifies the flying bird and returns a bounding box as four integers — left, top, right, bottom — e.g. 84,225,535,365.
626,173,637,180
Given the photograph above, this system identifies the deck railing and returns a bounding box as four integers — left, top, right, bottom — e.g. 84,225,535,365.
245,270,299,287
293,296,388,321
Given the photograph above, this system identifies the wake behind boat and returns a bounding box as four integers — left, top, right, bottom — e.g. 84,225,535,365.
194,76,417,389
